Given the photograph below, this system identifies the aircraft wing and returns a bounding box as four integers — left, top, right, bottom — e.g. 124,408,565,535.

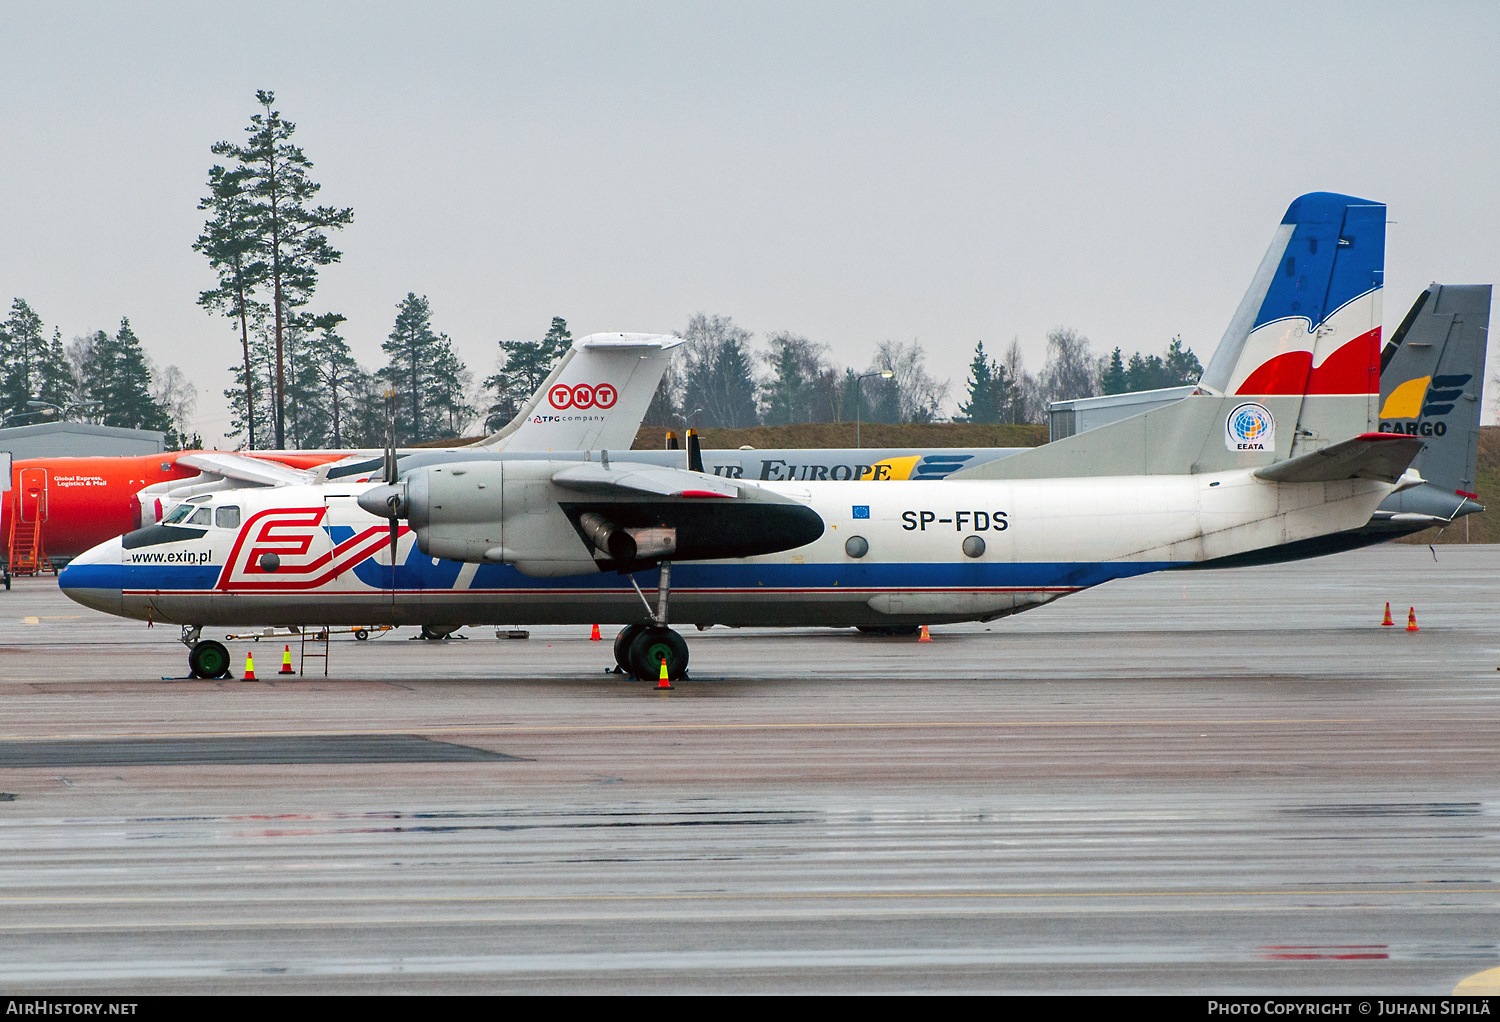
1252,433,1425,485
176,452,318,488
549,462,740,498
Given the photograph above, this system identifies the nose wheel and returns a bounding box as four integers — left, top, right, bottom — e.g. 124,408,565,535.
615,561,690,682
188,639,232,679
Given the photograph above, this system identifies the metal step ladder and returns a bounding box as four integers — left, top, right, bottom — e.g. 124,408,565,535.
299,627,331,677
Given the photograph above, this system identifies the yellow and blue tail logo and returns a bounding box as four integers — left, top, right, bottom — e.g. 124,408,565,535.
1378,373,1471,436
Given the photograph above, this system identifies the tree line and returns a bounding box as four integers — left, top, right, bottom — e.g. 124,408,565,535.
0,298,199,447
190,90,1204,443
7,89,1208,453
956,330,1204,424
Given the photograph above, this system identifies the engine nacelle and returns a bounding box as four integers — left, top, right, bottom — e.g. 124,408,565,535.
401,461,603,576
365,458,825,578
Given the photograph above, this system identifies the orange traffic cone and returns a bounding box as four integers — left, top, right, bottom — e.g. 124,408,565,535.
590,623,601,641
918,624,932,642
1381,602,1395,626
656,657,673,690
1407,607,1419,632
242,651,257,681
279,644,295,674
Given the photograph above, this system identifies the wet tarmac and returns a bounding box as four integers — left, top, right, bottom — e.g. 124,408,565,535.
0,543,1497,993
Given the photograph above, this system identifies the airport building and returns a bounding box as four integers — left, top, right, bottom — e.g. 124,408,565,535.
0,421,167,459
1047,386,1196,441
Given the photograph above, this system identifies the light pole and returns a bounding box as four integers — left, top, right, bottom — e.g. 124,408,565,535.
2,400,105,428
854,371,894,449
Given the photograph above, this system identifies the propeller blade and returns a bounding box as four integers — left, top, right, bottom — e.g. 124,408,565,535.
383,387,399,485
389,517,399,566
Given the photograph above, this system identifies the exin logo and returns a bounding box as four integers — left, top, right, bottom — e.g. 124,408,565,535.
216,507,407,591
549,383,618,410
1225,402,1275,452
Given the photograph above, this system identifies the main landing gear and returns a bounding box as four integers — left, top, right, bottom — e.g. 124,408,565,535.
614,561,690,683
181,625,231,679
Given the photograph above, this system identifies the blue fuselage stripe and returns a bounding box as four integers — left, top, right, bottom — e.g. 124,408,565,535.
62,558,1179,595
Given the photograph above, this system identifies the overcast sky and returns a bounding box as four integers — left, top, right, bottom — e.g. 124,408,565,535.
3,1,1498,444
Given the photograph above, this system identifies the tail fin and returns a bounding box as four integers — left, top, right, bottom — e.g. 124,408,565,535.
1375,283,1491,504
477,333,681,452
953,192,1386,481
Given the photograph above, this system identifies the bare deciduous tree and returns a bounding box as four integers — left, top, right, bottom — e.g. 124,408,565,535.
1040,326,1099,404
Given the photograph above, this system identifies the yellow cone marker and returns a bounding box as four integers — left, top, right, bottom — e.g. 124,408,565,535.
242,652,257,682
656,657,672,690
279,644,295,675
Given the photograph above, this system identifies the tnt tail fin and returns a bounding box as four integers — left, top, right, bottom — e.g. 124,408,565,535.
953,192,1386,481
477,333,682,452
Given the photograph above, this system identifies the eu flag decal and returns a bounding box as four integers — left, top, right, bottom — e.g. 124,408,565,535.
852,505,870,519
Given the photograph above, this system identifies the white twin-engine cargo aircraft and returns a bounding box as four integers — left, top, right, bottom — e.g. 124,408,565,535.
62,192,1428,682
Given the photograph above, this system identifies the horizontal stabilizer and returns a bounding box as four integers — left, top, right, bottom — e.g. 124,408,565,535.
1252,433,1423,485
550,462,740,499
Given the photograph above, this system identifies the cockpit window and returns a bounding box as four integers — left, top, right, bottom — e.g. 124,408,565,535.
216,506,240,529
162,504,195,525
188,507,212,527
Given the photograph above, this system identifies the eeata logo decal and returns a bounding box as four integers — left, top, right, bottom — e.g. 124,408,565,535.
1225,402,1275,452
216,507,407,591
548,383,618,410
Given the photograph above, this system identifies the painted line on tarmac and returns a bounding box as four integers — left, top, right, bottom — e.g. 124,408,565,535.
0,718,1384,742
0,885,1492,909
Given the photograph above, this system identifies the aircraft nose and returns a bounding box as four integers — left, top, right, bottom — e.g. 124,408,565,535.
58,537,124,617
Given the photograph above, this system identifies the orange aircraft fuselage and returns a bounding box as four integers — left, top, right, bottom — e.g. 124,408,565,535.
3,450,348,564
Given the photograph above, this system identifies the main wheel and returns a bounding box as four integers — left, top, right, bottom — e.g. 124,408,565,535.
856,625,921,636
188,639,231,679
614,623,648,672
420,624,455,640
626,626,689,683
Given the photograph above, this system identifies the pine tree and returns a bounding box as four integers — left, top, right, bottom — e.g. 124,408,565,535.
36,328,77,413
1101,347,1128,395
760,332,830,425
194,164,268,449
958,341,1002,423
299,314,361,447
78,319,173,432
378,294,471,443
1163,335,1203,386
210,90,353,448
1,299,46,423
680,314,759,429
428,342,475,439
484,317,571,431
222,316,277,448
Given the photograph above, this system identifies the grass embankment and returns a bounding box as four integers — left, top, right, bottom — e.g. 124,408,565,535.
1397,425,1499,545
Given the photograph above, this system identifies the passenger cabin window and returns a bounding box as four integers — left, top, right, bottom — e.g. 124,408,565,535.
162,504,195,525
188,507,212,527
216,506,240,529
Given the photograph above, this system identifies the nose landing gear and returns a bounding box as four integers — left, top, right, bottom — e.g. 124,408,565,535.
615,561,690,683
180,625,232,679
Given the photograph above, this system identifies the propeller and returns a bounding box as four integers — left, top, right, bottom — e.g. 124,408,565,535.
383,388,400,566
355,388,409,597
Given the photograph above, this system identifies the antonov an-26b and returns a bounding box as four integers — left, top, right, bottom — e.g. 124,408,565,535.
61,192,1429,682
